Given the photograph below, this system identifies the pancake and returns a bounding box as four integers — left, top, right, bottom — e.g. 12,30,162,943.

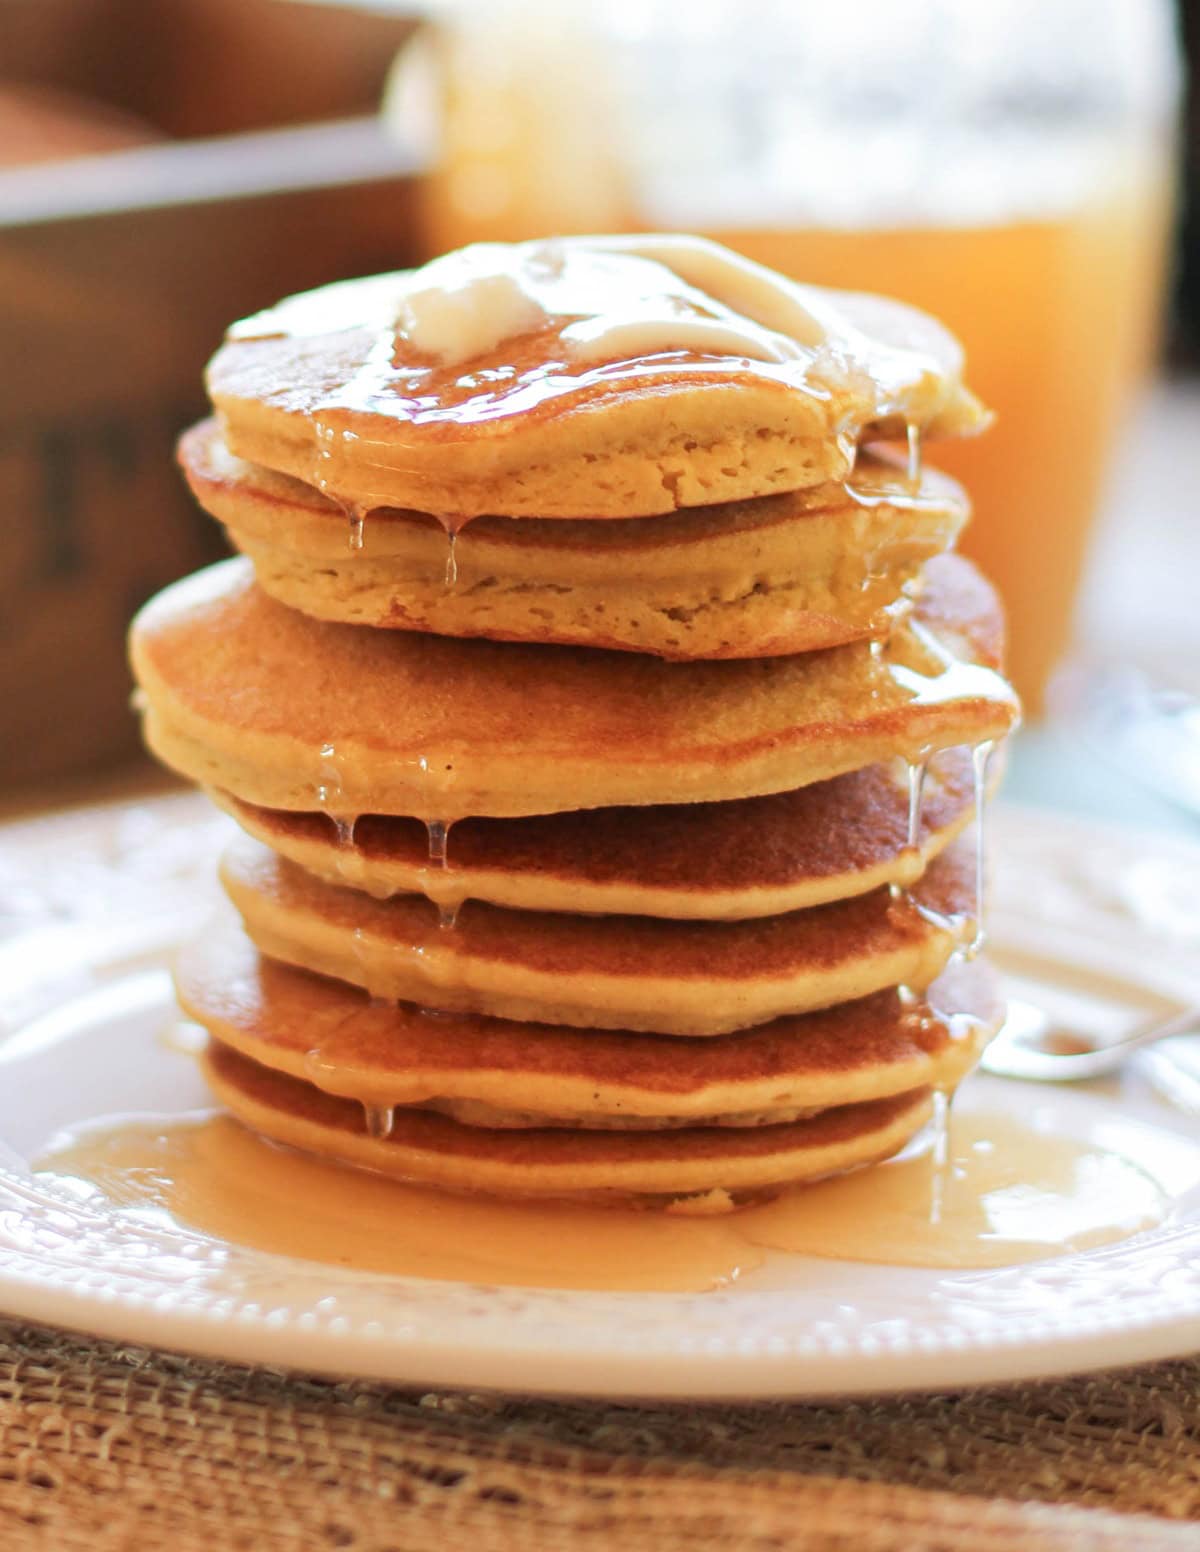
202,1038,936,1203
208,238,988,521
216,747,980,920
176,918,1002,1127
219,833,973,1036
129,552,1018,821
180,420,967,659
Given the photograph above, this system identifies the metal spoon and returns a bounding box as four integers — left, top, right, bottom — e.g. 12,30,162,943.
980,996,1200,1082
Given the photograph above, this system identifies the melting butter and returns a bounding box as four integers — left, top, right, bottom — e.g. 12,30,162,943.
228,235,974,423
391,237,824,365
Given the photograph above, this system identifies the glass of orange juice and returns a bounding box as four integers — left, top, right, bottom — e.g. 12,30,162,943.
391,0,1181,711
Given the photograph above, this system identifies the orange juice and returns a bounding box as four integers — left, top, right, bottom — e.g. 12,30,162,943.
413,156,1170,713
393,3,1178,713
706,161,1173,710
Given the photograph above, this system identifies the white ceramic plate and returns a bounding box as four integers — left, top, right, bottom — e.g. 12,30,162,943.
1,792,1200,1399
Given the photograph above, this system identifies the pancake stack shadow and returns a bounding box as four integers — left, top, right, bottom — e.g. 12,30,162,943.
129,241,1020,1209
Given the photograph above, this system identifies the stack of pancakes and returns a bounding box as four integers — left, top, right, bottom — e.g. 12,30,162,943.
129,237,1019,1208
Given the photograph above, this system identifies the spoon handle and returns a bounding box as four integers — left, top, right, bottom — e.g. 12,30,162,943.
982,999,1200,1082
1123,1005,1200,1056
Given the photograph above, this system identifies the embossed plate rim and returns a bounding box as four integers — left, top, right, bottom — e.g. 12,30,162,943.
0,795,1199,1398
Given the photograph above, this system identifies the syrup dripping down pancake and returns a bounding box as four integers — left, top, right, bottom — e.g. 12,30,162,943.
216,748,983,920
129,552,1017,821
202,1039,935,1203
207,244,988,520
180,420,967,659
177,918,1001,1127
219,833,974,1037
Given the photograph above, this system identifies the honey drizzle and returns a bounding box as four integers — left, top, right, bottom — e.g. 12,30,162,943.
929,1086,951,1225
419,820,465,931
316,742,339,809
310,413,378,549
362,1103,395,1141
906,755,930,851
892,733,997,964
426,820,450,867
315,741,360,853
879,738,992,1233
885,619,1019,717
905,421,923,488
967,740,996,960
312,417,336,498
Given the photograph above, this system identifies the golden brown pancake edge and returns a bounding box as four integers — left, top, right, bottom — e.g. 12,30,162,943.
176,915,1001,1121
212,746,984,919
202,1038,936,1203
129,552,1018,820
217,834,977,1036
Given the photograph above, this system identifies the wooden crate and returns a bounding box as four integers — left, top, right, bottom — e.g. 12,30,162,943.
0,1,425,792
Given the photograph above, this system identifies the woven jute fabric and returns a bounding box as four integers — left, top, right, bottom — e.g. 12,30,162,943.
1,1320,1198,1552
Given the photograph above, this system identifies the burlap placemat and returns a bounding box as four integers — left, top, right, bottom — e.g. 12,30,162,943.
1,1319,1197,1551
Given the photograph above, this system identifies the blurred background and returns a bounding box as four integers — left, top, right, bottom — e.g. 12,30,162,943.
1,0,1196,821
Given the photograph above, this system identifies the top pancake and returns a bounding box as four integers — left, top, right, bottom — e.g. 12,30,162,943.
129,552,1018,821
207,237,989,520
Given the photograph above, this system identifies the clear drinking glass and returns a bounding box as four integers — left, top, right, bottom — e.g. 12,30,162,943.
392,0,1182,711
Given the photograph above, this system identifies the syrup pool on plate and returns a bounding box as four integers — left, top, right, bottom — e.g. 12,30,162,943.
32,1095,1184,1292
738,1108,1170,1269
32,1113,763,1293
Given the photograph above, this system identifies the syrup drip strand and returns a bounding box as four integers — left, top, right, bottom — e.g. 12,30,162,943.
906,421,922,488
906,755,929,852
445,530,459,588
362,1103,395,1141
929,1086,951,1226
894,738,996,960
316,742,358,848
967,739,996,960
311,414,372,552
312,418,335,496
889,753,929,905
425,820,460,930
426,821,450,868
316,742,339,809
